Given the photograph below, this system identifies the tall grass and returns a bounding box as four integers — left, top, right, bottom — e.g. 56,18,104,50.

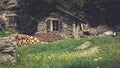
0,37,120,68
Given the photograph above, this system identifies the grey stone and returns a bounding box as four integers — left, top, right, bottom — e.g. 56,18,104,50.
96,31,116,38
103,31,116,36
1,47,15,53
0,36,17,64
5,0,18,9
77,41,92,50
97,34,106,38
0,53,15,63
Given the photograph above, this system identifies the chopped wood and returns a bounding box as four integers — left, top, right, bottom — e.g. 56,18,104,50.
30,36,34,39
12,34,41,46
34,32,63,42
12,33,63,46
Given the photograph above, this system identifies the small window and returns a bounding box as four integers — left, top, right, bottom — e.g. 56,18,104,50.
52,20,59,31
47,19,62,32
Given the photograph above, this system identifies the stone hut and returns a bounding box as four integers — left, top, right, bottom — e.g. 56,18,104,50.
36,9,88,39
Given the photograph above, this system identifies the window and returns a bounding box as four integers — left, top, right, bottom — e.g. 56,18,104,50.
47,19,62,32
52,20,59,31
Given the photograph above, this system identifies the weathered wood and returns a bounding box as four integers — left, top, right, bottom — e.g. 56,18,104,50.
13,34,41,46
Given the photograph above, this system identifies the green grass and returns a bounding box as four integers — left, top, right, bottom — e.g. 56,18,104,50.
0,37,120,68
0,30,10,37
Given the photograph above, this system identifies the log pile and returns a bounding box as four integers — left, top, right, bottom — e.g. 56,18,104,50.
13,34,40,46
7,33,63,46
35,32,63,42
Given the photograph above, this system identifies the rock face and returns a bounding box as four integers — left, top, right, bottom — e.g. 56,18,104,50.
6,0,17,9
1,0,18,9
0,36,18,63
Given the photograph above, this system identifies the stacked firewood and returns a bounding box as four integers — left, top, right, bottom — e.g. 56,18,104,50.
10,32,63,46
35,32,63,42
13,34,40,46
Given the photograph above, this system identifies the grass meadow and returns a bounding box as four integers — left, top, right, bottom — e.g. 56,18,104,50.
0,37,120,68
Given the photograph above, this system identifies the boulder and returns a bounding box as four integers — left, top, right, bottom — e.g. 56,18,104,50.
76,41,92,50
88,25,111,35
97,31,116,38
97,34,106,38
103,31,116,36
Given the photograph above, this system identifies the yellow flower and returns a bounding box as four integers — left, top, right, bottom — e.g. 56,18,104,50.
35,55,41,59
97,66,99,68
48,56,52,59
94,59,98,61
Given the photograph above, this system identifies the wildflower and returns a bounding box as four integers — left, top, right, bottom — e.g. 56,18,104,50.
94,59,98,61
48,56,52,59
97,66,99,68
35,55,41,59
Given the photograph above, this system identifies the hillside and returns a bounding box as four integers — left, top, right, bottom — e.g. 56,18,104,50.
0,0,120,67
0,0,120,35
0,37,120,68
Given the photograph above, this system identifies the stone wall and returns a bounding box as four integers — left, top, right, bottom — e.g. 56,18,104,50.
0,11,17,29
0,36,18,63
36,11,82,39
37,20,47,33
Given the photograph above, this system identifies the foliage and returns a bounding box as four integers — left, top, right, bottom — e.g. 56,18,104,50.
17,0,120,27
0,37,120,68
1,0,119,26
18,0,85,17
83,0,120,27
0,30,10,37
0,28,18,37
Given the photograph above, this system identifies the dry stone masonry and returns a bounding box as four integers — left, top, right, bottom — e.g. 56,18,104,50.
0,36,17,63
0,34,41,63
